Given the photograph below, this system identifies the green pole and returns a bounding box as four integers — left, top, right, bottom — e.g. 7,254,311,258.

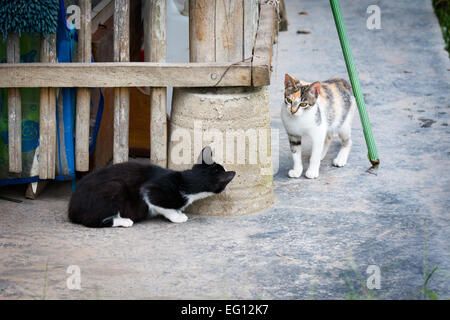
329,0,380,167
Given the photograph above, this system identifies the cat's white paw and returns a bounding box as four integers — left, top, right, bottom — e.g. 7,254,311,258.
113,217,134,228
305,168,319,179
122,219,134,227
168,213,188,223
288,168,302,178
333,156,347,167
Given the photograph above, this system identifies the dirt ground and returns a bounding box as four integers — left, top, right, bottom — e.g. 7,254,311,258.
1,0,449,299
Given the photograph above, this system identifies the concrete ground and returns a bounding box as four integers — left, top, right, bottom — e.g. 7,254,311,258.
1,0,449,299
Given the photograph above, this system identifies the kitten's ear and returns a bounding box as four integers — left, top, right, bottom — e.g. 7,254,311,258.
196,146,213,165
219,171,236,185
284,74,298,87
308,82,322,98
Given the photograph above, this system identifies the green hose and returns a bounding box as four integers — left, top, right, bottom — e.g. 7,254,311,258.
330,0,380,168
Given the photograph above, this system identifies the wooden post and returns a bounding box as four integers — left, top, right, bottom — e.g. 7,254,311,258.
76,0,92,171
189,0,257,63
251,3,276,86
39,34,57,179
145,0,167,167
244,0,259,60
189,0,215,62
215,0,244,62
6,34,21,173
113,0,130,164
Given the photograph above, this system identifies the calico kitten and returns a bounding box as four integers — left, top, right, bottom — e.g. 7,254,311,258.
68,147,235,228
281,74,356,179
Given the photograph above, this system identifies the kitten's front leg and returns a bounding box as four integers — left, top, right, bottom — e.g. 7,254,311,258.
155,207,188,223
288,135,303,178
141,187,188,223
305,131,326,179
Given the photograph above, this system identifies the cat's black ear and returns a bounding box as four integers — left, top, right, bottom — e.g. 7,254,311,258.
220,171,236,185
196,146,213,165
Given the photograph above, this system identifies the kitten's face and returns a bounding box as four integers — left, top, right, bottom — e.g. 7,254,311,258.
193,147,235,194
192,162,236,194
284,74,321,116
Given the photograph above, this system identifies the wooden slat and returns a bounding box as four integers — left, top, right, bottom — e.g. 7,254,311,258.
251,3,276,87
150,87,166,166
92,0,114,34
75,0,92,172
146,0,167,168
39,35,57,179
113,0,130,164
189,0,216,62
6,34,22,173
113,87,129,163
0,62,253,87
215,0,244,62
244,0,259,60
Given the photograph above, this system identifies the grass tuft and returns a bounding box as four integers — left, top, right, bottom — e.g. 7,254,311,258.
433,0,450,56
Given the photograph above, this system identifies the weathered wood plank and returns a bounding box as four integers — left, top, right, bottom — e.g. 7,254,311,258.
251,3,277,87
189,0,216,62
114,0,129,63
6,34,22,173
150,87,166,166
146,0,167,167
146,0,166,63
113,0,130,164
0,62,253,87
244,0,259,60
39,35,57,179
215,0,244,62
75,0,92,172
113,87,130,163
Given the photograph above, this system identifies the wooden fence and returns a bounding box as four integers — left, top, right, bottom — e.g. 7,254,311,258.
0,0,276,177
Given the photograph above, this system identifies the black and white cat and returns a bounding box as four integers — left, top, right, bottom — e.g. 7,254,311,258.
68,147,235,228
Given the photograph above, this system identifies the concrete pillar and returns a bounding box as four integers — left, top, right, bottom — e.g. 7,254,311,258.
168,0,274,216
